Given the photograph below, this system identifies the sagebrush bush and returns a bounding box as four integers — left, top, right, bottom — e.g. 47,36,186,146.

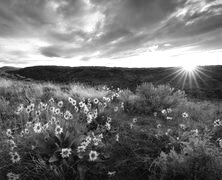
123,83,187,115
150,134,222,180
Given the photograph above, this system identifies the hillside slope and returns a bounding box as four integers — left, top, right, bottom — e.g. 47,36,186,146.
3,65,222,99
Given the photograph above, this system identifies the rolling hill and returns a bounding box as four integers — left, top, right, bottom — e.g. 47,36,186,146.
1,65,222,99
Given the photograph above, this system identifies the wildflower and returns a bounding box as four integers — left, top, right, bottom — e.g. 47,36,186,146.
121,102,124,109
93,98,99,104
214,119,222,127
98,133,103,139
26,107,31,114
55,125,63,136
17,104,24,111
68,97,74,103
49,106,55,113
93,111,98,119
77,145,86,153
10,152,21,163
69,114,73,119
166,116,173,120
20,130,24,137
108,171,116,176
87,115,93,124
6,129,12,138
84,107,89,114
182,112,189,118
165,129,172,135
81,141,89,148
40,103,47,110
72,100,77,106
55,108,60,115
98,102,103,109
60,148,72,158
75,106,79,112
14,110,21,115
106,98,111,102
49,98,54,104
129,123,133,129
153,112,157,117
57,101,63,107
64,111,71,120
35,110,41,116
167,108,172,113
79,101,84,108
7,140,17,150
89,150,99,161
191,129,198,136
87,103,92,109
114,106,118,112
161,109,167,115
26,121,32,128
116,134,119,142
24,128,29,135
93,138,100,146
82,97,86,103
15,104,24,114
107,117,112,123
132,118,137,123
7,172,20,180
105,122,111,130
29,103,35,111
51,116,56,122
85,136,92,143
179,124,186,130
157,124,161,129
33,122,42,133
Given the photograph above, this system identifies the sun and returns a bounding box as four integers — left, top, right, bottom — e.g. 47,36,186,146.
181,64,197,72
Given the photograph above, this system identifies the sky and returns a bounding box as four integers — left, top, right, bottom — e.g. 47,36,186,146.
0,0,222,68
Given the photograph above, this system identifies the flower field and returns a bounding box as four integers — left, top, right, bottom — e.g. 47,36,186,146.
0,78,222,180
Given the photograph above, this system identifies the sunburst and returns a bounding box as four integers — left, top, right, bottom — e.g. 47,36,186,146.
160,65,210,90
181,64,197,72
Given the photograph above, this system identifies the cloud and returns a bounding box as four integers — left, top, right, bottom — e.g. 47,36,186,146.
40,46,62,58
0,0,222,67
155,0,222,37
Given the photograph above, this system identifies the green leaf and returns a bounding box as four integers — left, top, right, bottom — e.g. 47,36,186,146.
78,164,88,180
64,131,70,141
49,155,58,163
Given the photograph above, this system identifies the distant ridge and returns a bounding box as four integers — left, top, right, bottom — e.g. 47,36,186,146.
0,66,20,72
2,65,222,99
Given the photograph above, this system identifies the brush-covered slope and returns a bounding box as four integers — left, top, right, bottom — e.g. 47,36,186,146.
5,65,222,99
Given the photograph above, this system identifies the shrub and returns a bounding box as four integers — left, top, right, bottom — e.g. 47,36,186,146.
150,134,222,180
123,83,187,115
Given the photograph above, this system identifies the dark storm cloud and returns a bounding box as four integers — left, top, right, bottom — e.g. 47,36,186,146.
40,46,62,58
0,0,222,65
